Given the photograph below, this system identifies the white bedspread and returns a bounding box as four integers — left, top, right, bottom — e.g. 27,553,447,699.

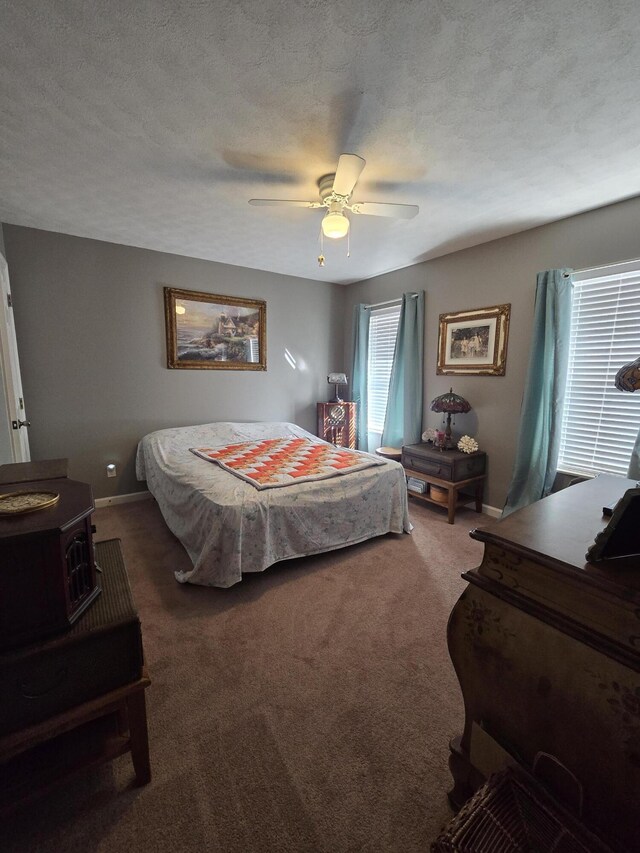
136,421,410,587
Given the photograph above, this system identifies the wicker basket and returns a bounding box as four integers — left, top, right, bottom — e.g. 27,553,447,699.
431,769,614,853
429,484,449,504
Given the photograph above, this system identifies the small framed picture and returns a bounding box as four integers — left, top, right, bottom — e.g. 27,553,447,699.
437,304,510,376
164,287,266,370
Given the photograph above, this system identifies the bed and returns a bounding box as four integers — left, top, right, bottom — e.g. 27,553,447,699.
135,421,410,587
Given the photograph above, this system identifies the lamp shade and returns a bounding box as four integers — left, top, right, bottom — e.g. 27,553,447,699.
328,372,348,385
615,356,640,392
430,387,471,414
328,372,348,403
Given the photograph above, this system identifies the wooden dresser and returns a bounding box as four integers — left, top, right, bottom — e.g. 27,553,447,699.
447,475,639,851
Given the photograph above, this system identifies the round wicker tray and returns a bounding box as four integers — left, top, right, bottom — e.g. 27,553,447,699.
0,490,60,515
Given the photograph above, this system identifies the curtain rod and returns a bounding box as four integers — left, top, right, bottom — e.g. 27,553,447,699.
562,257,640,278
364,293,418,310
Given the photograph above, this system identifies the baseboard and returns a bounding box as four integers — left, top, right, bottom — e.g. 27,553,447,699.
95,490,152,508
482,503,502,519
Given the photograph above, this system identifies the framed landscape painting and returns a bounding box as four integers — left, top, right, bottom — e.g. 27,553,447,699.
164,287,266,370
437,304,510,376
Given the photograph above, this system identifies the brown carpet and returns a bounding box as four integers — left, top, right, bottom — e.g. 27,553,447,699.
4,497,485,853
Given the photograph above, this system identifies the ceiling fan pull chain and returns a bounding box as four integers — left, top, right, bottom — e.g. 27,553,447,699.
317,227,325,267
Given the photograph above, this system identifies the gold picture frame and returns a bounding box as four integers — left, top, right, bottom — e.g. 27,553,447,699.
164,287,266,371
437,304,510,376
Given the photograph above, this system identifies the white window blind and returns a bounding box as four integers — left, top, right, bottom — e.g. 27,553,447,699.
246,336,259,362
558,267,640,477
367,304,401,433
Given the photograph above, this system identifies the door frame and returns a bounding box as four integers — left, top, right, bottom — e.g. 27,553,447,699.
0,255,30,463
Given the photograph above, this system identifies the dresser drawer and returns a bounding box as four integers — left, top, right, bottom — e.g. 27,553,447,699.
402,444,486,482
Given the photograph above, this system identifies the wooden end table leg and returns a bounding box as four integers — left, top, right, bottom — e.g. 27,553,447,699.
126,689,151,785
447,485,456,524
475,481,484,513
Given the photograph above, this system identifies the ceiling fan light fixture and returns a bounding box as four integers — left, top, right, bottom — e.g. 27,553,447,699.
322,210,350,239
248,154,418,261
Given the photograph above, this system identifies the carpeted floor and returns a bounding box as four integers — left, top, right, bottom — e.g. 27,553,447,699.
4,497,485,853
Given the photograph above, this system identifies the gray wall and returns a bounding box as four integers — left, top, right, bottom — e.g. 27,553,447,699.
3,226,344,497
6,193,640,507
344,195,640,509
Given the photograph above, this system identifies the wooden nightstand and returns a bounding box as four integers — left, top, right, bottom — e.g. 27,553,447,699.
401,443,487,524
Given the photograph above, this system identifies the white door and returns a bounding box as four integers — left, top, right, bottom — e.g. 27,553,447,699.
0,255,30,463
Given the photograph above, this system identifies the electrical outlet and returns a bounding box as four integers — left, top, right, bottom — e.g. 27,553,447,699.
106,463,117,478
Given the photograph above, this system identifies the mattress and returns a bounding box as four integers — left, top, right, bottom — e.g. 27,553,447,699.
136,421,410,587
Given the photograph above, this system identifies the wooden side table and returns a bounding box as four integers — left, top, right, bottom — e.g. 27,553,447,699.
403,466,485,524
401,444,487,524
375,446,402,461
0,670,151,813
0,538,150,812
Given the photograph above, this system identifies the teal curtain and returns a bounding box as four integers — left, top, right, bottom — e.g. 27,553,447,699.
381,291,425,448
351,304,370,449
503,270,573,517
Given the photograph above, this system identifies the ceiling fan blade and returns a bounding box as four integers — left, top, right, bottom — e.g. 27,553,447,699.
329,91,366,158
332,154,366,197
350,202,419,219
249,199,322,208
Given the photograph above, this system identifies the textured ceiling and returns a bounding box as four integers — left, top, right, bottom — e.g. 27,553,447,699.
2,1,640,285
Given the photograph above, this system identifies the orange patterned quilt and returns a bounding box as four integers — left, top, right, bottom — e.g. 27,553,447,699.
190,437,384,489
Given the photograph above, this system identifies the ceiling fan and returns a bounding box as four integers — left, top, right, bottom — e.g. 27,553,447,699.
249,154,418,262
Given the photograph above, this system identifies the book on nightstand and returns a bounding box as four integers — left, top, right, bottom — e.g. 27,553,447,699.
406,477,427,494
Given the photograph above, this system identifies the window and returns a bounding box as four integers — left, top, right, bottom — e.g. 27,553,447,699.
367,303,401,434
558,263,640,477
245,336,259,362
